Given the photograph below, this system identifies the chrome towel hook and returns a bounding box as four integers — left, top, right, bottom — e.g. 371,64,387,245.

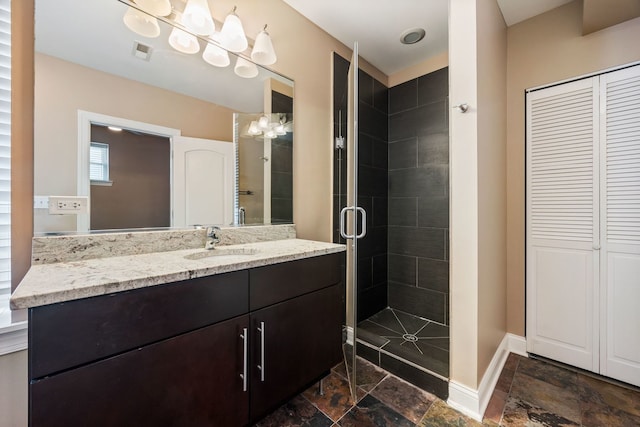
452,103,469,113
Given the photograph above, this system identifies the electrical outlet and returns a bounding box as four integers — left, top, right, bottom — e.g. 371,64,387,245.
48,196,89,215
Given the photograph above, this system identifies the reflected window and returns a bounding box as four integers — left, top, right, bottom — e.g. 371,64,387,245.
89,142,110,184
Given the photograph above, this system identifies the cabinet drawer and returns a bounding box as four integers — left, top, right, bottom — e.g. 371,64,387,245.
249,253,341,311
29,270,248,380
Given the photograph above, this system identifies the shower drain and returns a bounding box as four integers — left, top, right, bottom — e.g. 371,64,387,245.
402,333,418,342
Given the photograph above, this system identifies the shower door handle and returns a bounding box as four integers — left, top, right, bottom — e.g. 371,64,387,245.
339,206,367,240
356,207,367,239
340,206,355,239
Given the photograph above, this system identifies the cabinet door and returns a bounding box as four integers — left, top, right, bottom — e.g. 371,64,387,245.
30,315,250,427
249,284,342,422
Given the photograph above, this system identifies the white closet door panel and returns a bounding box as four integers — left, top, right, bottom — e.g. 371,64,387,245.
527,246,596,371
602,252,640,386
600,65,640,386
526,77,599,370
528,79,598,244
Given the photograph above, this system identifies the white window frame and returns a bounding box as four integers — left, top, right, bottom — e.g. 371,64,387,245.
89,141,112,185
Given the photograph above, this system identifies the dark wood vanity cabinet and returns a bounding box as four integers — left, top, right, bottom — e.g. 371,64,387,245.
28,253,342,427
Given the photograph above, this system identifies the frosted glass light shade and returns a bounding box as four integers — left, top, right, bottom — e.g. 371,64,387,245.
123,8,160,38
257,115,270,130
182,0,215,35
135,0,172,16
274,123,286,135
220,13,248,53
169,27,200,54
247,121,261,135
251,30,276,65
202,42,230,67
234,57,258,78
264,128,277,139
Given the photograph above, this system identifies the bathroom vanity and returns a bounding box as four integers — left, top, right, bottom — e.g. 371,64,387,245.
11,226,345,426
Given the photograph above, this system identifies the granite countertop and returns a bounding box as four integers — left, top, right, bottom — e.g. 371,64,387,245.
10,239,345,310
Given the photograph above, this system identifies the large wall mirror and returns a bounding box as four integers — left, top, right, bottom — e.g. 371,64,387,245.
33,0,294,235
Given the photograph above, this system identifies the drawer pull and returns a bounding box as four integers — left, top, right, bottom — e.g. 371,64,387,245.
240,328,248,392
257,321,266,382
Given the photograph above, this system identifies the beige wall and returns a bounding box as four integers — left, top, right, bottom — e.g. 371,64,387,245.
476,0,507,383
506,0,640,336
0,350,28,427
34,53,235,233
449,0,507,389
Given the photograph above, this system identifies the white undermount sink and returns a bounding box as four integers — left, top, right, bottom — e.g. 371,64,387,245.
183,247,259,260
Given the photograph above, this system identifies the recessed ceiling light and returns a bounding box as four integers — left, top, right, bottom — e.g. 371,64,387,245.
400,28,426,45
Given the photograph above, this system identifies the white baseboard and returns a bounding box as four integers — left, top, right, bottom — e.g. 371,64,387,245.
0,321,28,356
447,333,526,421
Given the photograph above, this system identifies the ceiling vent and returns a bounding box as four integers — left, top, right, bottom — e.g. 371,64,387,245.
132,41,153,61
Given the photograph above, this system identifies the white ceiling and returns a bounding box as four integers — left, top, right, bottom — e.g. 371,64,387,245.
283,0,574,77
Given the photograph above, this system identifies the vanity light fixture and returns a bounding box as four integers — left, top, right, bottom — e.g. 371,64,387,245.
107,126,123,132
182,0,216,35
123,7,161,38
251,25,277,65
220,7,248,53
234,56,259,78
134,0,172,16
202,40,230,67
122,1,278,78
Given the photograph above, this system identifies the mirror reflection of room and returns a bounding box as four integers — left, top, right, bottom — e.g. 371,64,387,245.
32,0,294,234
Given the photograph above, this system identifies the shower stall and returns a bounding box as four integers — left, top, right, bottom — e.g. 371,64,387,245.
334,51,450,400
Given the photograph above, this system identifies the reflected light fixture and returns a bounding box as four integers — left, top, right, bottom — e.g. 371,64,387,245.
251,25,277,65
123,7,161,38
220,7,248,53
247,121,261,136
234,56,258,78
168,12,200,54
182,0,215,35
245,114,291,139
134,0,172,16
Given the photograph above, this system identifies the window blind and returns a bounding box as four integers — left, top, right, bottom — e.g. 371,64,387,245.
0,0,10,300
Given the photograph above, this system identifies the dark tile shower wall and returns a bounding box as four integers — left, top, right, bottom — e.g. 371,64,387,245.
387,68,449,325
357,69,389,321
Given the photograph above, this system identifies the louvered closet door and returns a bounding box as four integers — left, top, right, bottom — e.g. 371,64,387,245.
600,66,640,387
526,77,600,371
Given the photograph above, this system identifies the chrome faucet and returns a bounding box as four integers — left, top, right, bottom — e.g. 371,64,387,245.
205,226,221,250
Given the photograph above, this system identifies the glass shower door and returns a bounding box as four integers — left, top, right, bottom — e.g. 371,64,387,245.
340,42,366,402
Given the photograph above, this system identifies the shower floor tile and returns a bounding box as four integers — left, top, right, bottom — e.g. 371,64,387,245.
357,307,450,378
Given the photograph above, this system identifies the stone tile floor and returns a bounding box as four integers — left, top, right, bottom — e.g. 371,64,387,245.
255,352,640,426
